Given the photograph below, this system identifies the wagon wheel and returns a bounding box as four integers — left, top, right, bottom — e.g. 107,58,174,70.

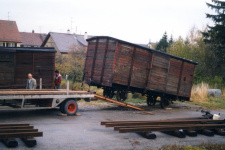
103,88,115,99
147,96,156,106
103,88,108,97
160,97,170,109
116,90,127,102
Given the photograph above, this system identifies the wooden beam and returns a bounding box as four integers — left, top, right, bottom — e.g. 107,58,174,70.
90,38,99,80
0,126,33,130
0,132,43,139
0,124,29,127
127,47,136,90
100,38,109,85
119,124,225,133
0,129,38,133
145,53,154,90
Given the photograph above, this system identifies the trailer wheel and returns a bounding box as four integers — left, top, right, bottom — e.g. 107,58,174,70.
60,102,65,113
62,100,78,116
147,96,156,106
160,97,170,109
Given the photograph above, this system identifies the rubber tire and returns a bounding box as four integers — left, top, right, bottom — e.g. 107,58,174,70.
60,102,65,113
63,100,78,116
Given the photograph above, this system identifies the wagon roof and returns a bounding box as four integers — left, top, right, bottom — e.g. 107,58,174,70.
87,36,198,65
0,47,57,53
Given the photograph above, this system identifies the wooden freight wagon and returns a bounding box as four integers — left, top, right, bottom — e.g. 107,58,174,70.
0,47,56,89
83,36,197,108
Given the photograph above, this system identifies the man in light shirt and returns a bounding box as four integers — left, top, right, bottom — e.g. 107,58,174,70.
26,73,37,89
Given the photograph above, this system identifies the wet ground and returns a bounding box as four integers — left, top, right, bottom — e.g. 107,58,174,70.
0,101,225,150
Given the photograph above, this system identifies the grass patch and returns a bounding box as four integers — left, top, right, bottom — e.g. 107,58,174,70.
157,143,225,150
189,82,225,109
60,80,103,95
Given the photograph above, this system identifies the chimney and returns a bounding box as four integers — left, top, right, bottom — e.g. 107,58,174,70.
67,29,70,34
32,30,35,33
84,32,88,40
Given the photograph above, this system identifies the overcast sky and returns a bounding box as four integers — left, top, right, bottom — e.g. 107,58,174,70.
0,0,214,44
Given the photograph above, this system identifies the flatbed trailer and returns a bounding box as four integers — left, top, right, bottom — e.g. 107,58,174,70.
0,89,94,115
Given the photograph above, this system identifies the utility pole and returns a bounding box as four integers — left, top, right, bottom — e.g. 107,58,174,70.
71,17,73,33
8,12,10,20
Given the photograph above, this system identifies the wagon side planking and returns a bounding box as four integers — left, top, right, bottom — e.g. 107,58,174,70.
83,36,197,108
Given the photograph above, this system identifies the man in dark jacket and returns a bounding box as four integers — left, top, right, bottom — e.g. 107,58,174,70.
54,70,62,89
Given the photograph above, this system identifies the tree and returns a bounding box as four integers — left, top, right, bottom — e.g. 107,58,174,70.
55,45,87,82
168,27,213,83
202,0,225,76
156,32,169,53
168,35,174,45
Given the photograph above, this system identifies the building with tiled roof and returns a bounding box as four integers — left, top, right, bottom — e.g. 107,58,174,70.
0,20,22,47
20,30,47,47
41,32,92,55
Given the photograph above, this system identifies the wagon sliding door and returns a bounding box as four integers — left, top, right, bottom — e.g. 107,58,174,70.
147,53,170,92
166,58,183,95
33,53,55,88
85,38,116,86
178,62,195,98
0,52,15,88
15,52,33,88
130,48,151,88
113,43,134,86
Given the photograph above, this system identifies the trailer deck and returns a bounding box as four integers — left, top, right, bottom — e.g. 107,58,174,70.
0,89,94,115
0,89,149,115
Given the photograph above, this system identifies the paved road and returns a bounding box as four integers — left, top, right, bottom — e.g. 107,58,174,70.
0,101,224,150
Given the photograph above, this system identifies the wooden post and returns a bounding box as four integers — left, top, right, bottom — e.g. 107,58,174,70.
67,80,69,95
66,75,69,95
40,78,42,89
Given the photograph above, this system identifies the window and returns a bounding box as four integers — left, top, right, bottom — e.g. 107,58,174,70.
0,43,3,47
8,43,13,47
15,43,17,47
3,43,5,47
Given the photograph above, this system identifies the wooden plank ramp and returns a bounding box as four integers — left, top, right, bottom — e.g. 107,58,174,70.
0,124,42,148
94,94,154,115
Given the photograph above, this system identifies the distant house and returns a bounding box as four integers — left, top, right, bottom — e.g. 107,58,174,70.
138,41,156,49
41,32,92,55
20,30,47,47
0,20,22,47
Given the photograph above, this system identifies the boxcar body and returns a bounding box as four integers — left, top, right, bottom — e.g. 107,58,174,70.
84,36,197,107
0,47,56,89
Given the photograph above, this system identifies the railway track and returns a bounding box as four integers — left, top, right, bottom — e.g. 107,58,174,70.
101,119,225,139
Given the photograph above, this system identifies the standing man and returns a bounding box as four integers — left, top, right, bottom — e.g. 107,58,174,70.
54,70,61,89
26,73,37,89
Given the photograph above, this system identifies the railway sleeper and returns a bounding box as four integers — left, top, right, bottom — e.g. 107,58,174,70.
2,138,18,148
198,129,215,137
185,130,198,137
139,132,157,139
162,129,186,138
213,129,225,136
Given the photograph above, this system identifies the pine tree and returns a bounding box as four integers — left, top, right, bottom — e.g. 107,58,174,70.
202,0,225,75
156,32,169,53
169,35,174,45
